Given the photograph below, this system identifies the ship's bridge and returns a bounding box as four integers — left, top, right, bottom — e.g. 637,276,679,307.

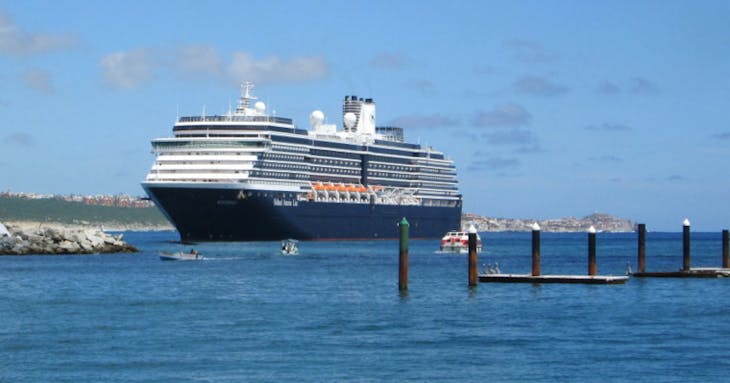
146,136,271,183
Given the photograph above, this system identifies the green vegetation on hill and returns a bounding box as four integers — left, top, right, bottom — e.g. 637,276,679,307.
0,196,169,226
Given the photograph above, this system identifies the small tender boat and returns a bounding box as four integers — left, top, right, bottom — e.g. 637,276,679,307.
280,239,299,255
439,230,482,254
159,250,203,261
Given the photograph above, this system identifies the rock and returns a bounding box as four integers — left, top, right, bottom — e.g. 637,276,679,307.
86,232,104,248
58,240,80,253
0,221,138,255
43,227,64,243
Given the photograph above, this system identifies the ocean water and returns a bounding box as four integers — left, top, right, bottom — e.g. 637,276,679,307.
2,231,730,382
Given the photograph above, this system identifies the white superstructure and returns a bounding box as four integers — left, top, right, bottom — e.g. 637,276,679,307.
143,83,460,208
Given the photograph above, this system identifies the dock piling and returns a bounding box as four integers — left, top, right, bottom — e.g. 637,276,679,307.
479,221,628,284
637,223,646,273
588,226,597,276
683,219,691,271
722,229,729,269
398,217,409,291
468,225,478,287
633,221,730,278
531,223,541,276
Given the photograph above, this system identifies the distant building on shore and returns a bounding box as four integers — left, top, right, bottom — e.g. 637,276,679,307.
462,212,635,233
1,191,154,209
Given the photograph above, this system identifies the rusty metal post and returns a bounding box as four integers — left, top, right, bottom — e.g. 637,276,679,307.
722,229,729,268
682,219,691,271
531,223,541,276
588,226,597,276
637,223,646,273
398,217,409,291
468,225,478,287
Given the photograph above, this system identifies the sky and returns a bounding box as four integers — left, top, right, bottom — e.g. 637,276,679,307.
1,0,729,231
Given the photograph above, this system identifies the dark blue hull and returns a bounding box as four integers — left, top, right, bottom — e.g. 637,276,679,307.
144,186,461,241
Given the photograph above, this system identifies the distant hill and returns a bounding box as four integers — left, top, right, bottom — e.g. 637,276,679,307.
462,213,635,233
1,193,634,233
0,195,172,230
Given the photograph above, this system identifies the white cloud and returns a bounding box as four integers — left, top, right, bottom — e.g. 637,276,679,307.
0,11,77,56
483,128,537,146
711,132,730,140
666,174,686,181
101,49,155,90
3,132,34,147
472,104,543,153
178,44,223,77
467,152,522,175
629,77,660,95
227,52,329,85
99,46,329,89
596,81,621,95
513,75,568,97
597,77,660,96
473,104,532,127
504,40,554,64
389,114,459,129
23,69,54,94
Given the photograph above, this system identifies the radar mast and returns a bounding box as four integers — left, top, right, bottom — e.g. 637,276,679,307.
234,82,258,115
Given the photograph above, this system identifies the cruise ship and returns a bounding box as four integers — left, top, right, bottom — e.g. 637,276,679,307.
142,83,461,241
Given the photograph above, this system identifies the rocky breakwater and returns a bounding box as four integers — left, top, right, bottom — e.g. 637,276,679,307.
0,222,138,255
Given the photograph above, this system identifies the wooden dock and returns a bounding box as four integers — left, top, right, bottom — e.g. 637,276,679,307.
479,273,629,284
476,225,629,285
631,267,730,278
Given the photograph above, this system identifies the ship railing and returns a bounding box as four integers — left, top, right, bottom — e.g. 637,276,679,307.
179,115,293,124
307,188,421,205
422,199,460,207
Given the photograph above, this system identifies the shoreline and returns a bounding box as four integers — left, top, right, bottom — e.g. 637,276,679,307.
4,220,175,233
4,220,639,234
